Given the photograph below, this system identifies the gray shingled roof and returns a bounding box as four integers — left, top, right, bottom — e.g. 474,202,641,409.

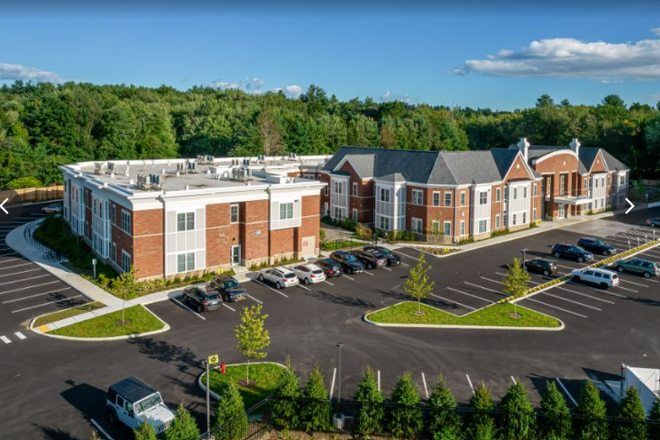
578,147,600,172
342,154,375,178
600,149,630,171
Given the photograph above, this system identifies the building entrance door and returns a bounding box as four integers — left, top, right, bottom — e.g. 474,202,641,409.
231,245,241,266
558,204,566,219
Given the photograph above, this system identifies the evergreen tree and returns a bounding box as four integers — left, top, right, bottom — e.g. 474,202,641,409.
388,371,423,440
539,381,571,440
271,356,301,430
301,365,330,433
214,381,248,440
466,382,496,440
498,379,534,440
354,366,385,436
575,381,609,440
427,374,461,440
134,421,158,440
650,394,660,440
614,387,648,440
165,404,201,440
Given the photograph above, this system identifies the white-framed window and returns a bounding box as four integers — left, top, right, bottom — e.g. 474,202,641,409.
412,190,423,205
495,215,501,229
460,192,466,206
513,214,517,226
111,242,117,263
478,219,487,233
513,187,518,200
279,203,294,220
523,212,527,224
584,177,588,189
177,252,195,273
121,210,132,235
523,186,528,198
352,209,358,222
479,192,488,205
380,188,390,202
496,188,501,202
533,183,537,196
533,208,537,221
378,215,391,231
334,180,344,194
443,221,451,236
444,192,452,207
177,212,195,231
459,220,465,235
230,204,239,223
333,206,344,220
411,217,423,233
560,174,567,195
619,175,625,185
595,178,599,189
352,182,358,196
121,250,132,273
433,192,441,206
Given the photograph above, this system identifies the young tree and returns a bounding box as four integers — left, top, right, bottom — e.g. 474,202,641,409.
134,421,158,440
466,382,496,440
271,356,302,430
427,374,461,440
388,371,423,440
502,257,531,317
165,404,201,440
215,381,248,440
650,394,660,440
354,366,385,436
301,365,331,433
113,266,138,325
234,304,270,385
403,253,435,315
539,381,572,440
498,379,534,440
575,381,609,440
614,386,648,440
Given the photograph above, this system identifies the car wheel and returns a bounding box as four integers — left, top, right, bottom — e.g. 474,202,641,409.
304,278,310,285
573,275,581,282
258,274,264,282
197,305,203,313
223,295,229,302
617,266,624,272
602,250,610,256
543,270,549,276
644,271,651,278
276,282,282,289
107,409,118,426
578,257,584,263
600,282,608,289
553,252,560,258
369,263,374,270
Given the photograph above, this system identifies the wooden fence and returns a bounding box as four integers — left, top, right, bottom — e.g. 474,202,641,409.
0,185,64,203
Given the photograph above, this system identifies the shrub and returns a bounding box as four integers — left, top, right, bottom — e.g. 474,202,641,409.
134,421,158,440
6,176,44,189
301,365,330,433
165,404,200,440
319,228,327,242
214,381,248,440
354,366,384,436
466,382,496,440
427,374,461,440
539,381,571,440
388,371,423,440
271,357,301,430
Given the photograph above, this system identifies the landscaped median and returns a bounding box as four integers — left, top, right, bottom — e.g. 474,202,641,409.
365,301,562,330
32,302,106,328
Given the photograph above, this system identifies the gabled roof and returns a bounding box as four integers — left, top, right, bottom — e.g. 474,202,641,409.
578,147,601,172
340,154,375,178
600,149,630,171
441,151,503,185
510,144,587,173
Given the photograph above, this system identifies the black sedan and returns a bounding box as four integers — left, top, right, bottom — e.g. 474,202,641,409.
577,237,617,256
350,250,386,269
208,274,247,302
182,286,223,312
363,246,401,266
329,251,366,274
524,259,557,277
315,258,343,278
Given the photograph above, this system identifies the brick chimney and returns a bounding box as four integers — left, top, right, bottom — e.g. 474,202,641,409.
517,137,530,161
570,138,581,156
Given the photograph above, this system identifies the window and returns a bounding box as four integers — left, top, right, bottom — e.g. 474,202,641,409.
513,187,518,200
333,206,344,220
443,221,451,236
460,192,466,206
495,215,500,229
459,221,465,235
411,218,423,233
478,219,487,233
352,209,358,222
379,188,390,202
177,252,195,273
496,188,501,202
378,216,391,231
121,210,132,234
444,192,452,207
513,214,517,226
333,181,344,194
111,242,117,263
523,186,528,198
479,192,488,205
352,182,358,196
230,204,239,223
433,192,440,206
503,214,508,227
584,177,588,190
412,190,423,205
595,178,599,189
523,212,527,224
177,212,195,231
533,183,537,196
121,251,131,273
620,175,625,185
533,208,537,221
279,203,294,220
324,185,328,196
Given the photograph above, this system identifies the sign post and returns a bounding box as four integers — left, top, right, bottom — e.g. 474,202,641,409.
206,354,219,439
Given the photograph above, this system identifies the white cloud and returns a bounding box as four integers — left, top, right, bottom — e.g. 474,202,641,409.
212,77,303,98
648,93,660,102
453,30,660,81
0,63,62,83
652,28,660,36
272,84,303,99
380,90,414,104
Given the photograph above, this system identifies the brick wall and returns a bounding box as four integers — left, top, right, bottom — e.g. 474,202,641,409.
133,209,164,278
110,201,133,272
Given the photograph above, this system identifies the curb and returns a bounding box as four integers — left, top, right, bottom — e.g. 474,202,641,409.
362,301,565,331
197,361,288,401
30,305,171,341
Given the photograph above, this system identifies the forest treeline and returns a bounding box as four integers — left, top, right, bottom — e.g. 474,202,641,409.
1,81,660,189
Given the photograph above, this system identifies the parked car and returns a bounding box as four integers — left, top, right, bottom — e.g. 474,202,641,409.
552,244,593,263
258,267,299,289
577,237,617,256
524,258,557,276
363,245,401,266
315,258,343,278
614,258,660,278
329,251,366,274
290,263,326,285
106,377,175,436
41,204,63,214
571,268,620,289
646,217,660,227
208,274,247,302
182,285,223,312
350,250,386,269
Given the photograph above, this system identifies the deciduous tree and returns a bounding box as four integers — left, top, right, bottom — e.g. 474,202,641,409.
234,304,270,385
503,257,531,317
403,253,435,315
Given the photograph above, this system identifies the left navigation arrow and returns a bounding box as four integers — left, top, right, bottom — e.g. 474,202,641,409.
0,198,8,214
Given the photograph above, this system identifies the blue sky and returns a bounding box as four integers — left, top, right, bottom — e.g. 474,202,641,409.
2,5,660,110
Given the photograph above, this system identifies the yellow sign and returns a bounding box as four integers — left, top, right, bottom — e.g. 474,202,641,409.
208,354,219,365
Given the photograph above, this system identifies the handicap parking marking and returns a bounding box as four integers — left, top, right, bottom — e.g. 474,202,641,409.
253,279,289,298
1,335,11,344
524,298,588,318
447,286,495,303
556,286,615,304
0,280,61,296
14,332,26,340
429,293,477,311
12,295,83,313
463,281,507,297
247,294,263,304
171,297,206,321
539,291,602,311
2,287,72,304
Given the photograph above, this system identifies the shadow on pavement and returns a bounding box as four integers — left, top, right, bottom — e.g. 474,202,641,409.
126,337,198,376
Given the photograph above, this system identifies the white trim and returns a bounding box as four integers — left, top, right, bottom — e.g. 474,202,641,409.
531,149,578,165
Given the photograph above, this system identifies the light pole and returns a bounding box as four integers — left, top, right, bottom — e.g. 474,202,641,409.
337,342,343,416
520,248,529,270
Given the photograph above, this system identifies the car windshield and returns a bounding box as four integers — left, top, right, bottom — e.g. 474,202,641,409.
205,293,220,301
225,280,239,288
571,246,585,252
379,249,391,256
134,393,162,414
284,272,296,279
312,269,324,275
345,255,357,262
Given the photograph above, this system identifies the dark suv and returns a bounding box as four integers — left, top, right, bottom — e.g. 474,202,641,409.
524,258,557,276
315,258,343,277
577,238,617,256
182,285,223,312
208,275,247,302
552,244,593,263
363,246,401,266
350,250,385,269
330,251,366,274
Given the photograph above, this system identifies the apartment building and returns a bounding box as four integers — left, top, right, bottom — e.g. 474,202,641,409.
320,139,629,242
61,154,328,279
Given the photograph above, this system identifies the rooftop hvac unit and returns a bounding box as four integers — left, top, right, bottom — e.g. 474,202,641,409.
124,166,130,177
107,163,116,174
137,174,150,191
94,162,107,175
176,162,186,173
187,161,197,172
149,174,162,190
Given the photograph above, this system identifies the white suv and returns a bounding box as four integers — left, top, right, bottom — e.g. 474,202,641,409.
258,267,299,289
290,263,326,285
107,377,175,436
571,268,620,289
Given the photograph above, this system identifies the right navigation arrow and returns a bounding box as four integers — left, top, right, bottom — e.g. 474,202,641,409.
625,198,635,215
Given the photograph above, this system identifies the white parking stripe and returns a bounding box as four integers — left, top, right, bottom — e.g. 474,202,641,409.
480,276,503,285
616,285,638,293
253,279,289,298
2,287,72,304
0,258,21,265
363,271,374,276
466,374,475,395
223,304,236,312
0,268,41,279
429,293,477,310
323,280,334,286
556,264,581,271
171,297,206,320
447,286,494,303
556,378,578,407
12,295,83,313
566,281,627,298
557,286,615,304
540,291,602,311
383,267,392,271
401,262,410,267
247,294,263,304
616,278,648,288
525,298,588,318
1,336,11,344
511,376,517,385
0,281,60,295
14,332,26,340
0,262,33,271
397,251,420,262
0,252,18,257
422,372,429,398
0,274,50,287
343,275,355,281
329,368,337,399
464,281,507,297
298,284,311,292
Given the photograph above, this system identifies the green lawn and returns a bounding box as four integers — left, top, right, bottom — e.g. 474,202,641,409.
321,240,364,251
202,363,285,410
368,301,561,328
49,305,165,338
33,302,106,327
